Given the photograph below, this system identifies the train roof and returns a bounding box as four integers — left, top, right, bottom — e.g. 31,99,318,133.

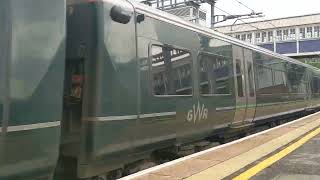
128,0,320,73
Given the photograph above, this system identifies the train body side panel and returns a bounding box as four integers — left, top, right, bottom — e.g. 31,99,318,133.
0,0,66,179
72,0,139,178
137,13,236,151
253,53,309,122
0,1,8,134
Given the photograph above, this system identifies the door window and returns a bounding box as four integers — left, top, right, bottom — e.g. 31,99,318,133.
247,61,255,97
236,59,244,97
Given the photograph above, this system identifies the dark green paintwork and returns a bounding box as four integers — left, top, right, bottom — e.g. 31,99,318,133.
0,0,66,179
2,0,320,179
64,0,320,179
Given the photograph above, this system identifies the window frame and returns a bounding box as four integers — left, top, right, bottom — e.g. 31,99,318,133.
149,43,194,97
283,29,289,41
255,32,261,43
267,31,273,42
247,33,252,43
289,28,296,40
314,26,320,38
276,30,282,41
299,27,306,39
241,34,246,41
197,51,232,97
261,32,267,43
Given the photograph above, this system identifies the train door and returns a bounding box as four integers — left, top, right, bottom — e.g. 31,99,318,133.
232,46,256,126
243,49,256,122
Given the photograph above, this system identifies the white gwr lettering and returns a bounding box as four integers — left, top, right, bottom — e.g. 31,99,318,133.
187,102,208,123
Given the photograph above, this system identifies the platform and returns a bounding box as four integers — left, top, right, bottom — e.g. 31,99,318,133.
248,133,320,180
121,111,320,180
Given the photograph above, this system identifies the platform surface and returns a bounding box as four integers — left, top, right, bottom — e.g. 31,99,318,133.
251,133,320,180
121,112,320,180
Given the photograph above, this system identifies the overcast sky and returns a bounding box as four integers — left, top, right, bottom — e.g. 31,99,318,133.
136,0,320,27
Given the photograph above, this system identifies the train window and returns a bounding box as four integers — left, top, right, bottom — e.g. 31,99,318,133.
198,53,231,95
236,59,244,97
270,61,287,89
151,44,192,96
312,77,319,94
247,61,255,97
287,70,306,94
256,65,273,93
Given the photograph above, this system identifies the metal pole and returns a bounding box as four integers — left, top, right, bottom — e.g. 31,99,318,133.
210,0,216,29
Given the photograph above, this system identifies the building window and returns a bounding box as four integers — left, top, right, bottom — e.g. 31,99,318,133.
299,27,306,39
283,29,289,40
247,33,252,43
235,34,240,40
151,45,193,96
267,31,273,42
314,26,320,38
198,52,231,95
262,32,267,43
241,34,246,41
255,32,261,43
289,28,296,40
276,30,282,41
306,26,313,38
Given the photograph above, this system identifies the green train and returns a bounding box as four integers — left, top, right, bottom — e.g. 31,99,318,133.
1,0,320,179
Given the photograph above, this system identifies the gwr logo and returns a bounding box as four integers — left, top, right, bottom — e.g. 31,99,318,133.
187,102,208,123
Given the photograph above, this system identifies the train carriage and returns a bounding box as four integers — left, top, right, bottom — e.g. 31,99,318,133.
1,0,320,179
59,0,320,179
0,0,66,179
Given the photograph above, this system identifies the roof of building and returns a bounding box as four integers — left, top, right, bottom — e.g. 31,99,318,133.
215,13,320,34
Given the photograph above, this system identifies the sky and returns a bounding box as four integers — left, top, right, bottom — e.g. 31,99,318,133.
136,0,320,27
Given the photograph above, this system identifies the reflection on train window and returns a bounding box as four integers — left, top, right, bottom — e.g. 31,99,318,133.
247,61,255,97
151,45,192,96
199,53,231,95
236,59,244,97
312,76,320,94
287,71,307,94
256,61,287,94
256,65,273,93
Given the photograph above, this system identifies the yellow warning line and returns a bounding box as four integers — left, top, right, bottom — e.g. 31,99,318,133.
233,126,320,180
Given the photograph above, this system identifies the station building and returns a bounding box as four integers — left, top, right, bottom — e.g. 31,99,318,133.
215,13,320,68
